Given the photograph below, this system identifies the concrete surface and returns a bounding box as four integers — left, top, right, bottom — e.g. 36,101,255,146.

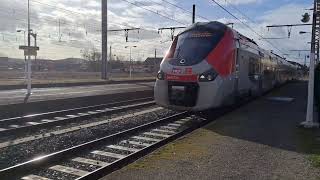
102,82,320,180
0,79,155,91
0,82,154,106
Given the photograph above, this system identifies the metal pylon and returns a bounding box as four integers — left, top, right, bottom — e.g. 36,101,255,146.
300,0,320,128
314,0,320,62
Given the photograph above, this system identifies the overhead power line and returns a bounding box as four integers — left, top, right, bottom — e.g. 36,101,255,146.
30,0,91,17
266,23,313,28
160,0,212,22
158,26,186,40
210,0,288,56
222,0,296,56
120,0,188,26
108,28,141,42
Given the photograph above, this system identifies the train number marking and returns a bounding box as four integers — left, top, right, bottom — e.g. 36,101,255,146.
172,68,182,74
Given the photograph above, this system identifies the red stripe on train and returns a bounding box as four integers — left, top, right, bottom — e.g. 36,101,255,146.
206,29,236,77
166,74,198,82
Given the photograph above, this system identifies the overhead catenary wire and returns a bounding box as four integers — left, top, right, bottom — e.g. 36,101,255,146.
1,0,169,41
120,0,188,26
210,0,289,56
160,0,212,22
2,1,102,29
218,0,294,58
2,0,194,59
222,0,295,57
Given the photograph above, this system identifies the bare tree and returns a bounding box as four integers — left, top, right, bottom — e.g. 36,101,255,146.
81,47,101,72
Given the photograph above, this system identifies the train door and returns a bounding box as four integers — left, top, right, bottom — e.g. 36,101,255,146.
257,52,263,94
248,55,262,95
236,49,251,96
233,43,240,98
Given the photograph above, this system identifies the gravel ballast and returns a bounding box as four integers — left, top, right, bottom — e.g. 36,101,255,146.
0,106,178,169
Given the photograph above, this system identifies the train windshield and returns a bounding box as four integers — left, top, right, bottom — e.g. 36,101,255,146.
170,28,225,66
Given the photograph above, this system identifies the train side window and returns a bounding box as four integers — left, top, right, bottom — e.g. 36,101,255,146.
249,57,259,76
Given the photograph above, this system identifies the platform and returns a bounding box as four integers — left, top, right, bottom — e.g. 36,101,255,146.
0,82,154,106
102,82,320,180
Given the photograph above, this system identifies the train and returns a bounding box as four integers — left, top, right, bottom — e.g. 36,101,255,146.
154,21,299,111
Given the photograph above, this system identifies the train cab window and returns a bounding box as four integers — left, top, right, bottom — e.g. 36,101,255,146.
169,25,227,66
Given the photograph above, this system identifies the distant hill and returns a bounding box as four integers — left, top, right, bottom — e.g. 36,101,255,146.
55,58,86,64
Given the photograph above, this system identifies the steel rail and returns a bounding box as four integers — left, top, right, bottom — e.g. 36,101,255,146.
0,112,189,179
0,97,154,123
0,97,155,136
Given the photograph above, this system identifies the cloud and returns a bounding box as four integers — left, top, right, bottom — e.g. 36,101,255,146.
229,3,311,64
0,0,311,64
215,0,262,6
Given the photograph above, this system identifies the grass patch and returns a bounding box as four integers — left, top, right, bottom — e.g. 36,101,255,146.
310,154,320,167
297,128,320,168
126,130,212,170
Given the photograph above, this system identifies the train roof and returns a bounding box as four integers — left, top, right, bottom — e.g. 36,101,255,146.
178,21,299,65
178,21,227,36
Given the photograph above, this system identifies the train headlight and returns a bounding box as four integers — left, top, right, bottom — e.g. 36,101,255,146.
199,69,218,82
157,71,165,80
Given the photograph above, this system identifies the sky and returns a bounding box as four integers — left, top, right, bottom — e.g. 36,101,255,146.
0,0,313,64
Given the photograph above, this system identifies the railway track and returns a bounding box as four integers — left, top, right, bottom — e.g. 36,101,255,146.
0,112,209,180
0,97,155,137
0,94,253,179
0,92,256,180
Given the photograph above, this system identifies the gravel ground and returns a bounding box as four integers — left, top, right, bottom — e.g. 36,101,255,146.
0,102,155,142
103,82,320,180
0,106,178,169
36,169,79,180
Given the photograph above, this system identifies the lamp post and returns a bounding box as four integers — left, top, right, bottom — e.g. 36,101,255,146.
125,45,137,78
17,29,27,79
17,30,26,45
27,0,32,95
17,0,39,96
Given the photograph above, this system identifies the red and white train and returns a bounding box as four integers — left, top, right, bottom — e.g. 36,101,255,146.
154,21,299,111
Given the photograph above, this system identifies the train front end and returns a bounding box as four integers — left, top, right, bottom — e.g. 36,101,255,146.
154,21,236,111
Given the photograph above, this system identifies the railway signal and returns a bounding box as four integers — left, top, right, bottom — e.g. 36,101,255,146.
302,13,311,23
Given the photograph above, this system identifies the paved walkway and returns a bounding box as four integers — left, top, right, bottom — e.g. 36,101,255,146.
0,82,154,105
102,82,320,180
